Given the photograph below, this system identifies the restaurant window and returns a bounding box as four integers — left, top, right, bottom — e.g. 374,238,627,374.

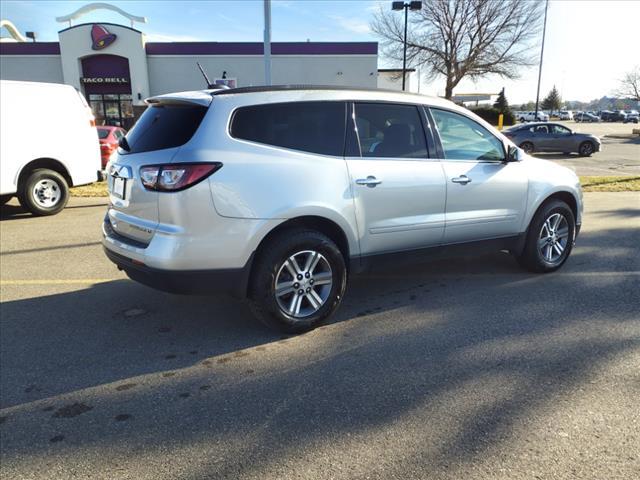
88,93,135,130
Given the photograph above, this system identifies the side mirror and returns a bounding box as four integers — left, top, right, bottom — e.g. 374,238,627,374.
506,145,523,162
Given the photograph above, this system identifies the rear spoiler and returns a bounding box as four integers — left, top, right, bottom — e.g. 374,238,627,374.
145,90,213,107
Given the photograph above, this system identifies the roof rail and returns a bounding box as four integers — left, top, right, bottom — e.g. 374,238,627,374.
211,84,420,96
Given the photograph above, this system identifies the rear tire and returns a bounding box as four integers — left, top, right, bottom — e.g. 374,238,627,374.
18,168,69,216
517,200,575,273
520,141,534,154
248,228,347,333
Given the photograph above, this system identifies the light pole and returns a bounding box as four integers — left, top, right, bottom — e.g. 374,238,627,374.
264,0,272,86
534,0,549,121
392,1,422,91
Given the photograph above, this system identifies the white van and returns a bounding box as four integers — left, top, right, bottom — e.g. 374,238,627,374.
0,80,101,215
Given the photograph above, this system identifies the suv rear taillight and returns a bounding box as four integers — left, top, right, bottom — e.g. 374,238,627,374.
139,163,222,192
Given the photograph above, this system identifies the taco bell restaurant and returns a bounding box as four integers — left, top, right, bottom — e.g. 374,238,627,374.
1,19,378,129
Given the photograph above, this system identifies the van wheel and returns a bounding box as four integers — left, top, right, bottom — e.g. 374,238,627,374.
18,169,69,216
0,195,12,206
517,199,575,273
248,229,347,333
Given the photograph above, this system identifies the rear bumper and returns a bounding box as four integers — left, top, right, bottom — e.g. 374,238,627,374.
104,247,253,298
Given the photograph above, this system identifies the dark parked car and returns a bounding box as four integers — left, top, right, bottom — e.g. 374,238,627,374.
600,110,627,122
503,122,601,156
598,111,613,121
574,112,600,123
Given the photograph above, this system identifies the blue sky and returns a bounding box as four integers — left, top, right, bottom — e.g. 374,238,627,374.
2,1,639,103
0,1,379,43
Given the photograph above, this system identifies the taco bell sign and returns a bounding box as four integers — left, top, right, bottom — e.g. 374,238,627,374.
90,24,117,50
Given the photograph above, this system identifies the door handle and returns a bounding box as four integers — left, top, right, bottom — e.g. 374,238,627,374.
451,175,472,185
355,176,382,187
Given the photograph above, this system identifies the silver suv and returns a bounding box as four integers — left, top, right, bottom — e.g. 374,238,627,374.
103,86,583,332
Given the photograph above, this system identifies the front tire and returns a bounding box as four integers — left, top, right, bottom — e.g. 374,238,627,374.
18,168,69,216
248,229,347,333
517,200,575,273
579,141,594,157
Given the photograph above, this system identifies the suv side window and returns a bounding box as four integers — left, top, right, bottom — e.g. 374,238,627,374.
430,108,505,161
353,103,428,159
230,101,346,156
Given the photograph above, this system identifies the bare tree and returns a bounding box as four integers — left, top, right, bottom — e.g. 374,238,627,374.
372,0,544,99
615,66,640,101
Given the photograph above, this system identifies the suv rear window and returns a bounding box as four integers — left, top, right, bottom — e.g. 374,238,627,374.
121,104,207,154
230,101,346,156
97,128,110,139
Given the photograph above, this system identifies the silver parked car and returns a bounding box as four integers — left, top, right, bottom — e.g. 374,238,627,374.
103,86,583,332
503,122,601,156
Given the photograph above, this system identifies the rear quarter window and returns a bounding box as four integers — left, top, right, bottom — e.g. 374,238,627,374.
230,101,346,156
122,104,207,154
97,128,110,139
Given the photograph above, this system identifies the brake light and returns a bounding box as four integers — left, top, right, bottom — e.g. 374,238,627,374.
139,163,222,191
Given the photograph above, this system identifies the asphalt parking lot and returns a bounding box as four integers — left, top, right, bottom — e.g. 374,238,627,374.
532,120,640,176
1,193,639,479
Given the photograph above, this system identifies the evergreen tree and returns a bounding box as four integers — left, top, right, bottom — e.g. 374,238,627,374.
541,85,562,111
493,88,510,113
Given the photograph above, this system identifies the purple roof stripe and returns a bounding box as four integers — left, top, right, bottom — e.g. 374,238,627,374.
0,41,377,56
145,42,377,55
0,42,61,55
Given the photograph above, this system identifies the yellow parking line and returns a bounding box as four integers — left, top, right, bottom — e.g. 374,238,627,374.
0,279,118,286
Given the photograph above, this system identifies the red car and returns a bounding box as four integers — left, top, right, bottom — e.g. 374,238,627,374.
97,126,126,169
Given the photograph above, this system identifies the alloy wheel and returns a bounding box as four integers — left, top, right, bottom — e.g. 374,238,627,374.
538,213,570,263
274,250,333,318
580,142,593,155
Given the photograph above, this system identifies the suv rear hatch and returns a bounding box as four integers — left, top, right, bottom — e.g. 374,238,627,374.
107,93,211,244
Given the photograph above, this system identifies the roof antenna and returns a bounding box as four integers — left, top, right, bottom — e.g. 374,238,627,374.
197,62,213,89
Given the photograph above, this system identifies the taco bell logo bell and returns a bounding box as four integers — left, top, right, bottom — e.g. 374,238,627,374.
90,24,117,50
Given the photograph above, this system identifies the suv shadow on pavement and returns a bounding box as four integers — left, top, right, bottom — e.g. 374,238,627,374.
1,199,109,221
1,224,638,478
